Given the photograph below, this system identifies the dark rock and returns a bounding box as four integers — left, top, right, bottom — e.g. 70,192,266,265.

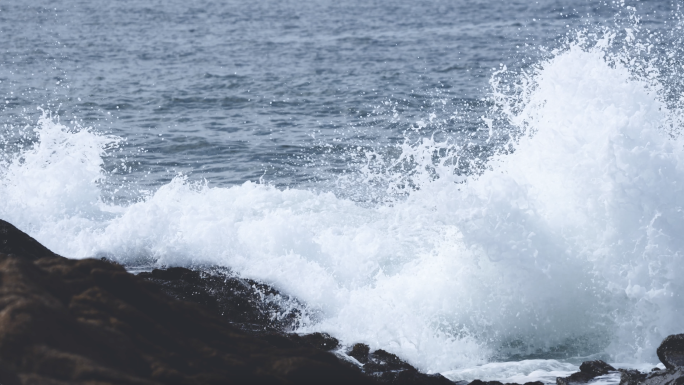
385,368,454,384
362,349,452,384
366,349,415,372
658,334,684,370
467,381,543,385
350,343,371,363
135,255,455,385
556,360,616,385
468,380,504,385
580,360,618,377
619,369,648,385
0,219,378,385
641,367,684,385
138,265,304,333
0,220,60,260
298,332,339,351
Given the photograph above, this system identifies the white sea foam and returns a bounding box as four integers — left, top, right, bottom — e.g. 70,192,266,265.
442,359,578,384
1,22,683,379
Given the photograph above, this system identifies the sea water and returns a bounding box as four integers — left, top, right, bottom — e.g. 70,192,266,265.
1,0,683,382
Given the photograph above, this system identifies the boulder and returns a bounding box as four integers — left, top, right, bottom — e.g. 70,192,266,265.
658,335,684,370
349,343,371,363
619,369,648,385
298,332,340,351
556,360,616,385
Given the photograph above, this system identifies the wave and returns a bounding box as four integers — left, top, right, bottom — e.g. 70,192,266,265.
1,11,684,376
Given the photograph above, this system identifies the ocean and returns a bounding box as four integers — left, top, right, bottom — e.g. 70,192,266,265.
1,0,683,382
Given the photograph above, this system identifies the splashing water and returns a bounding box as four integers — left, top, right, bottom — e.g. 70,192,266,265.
1,14,684,380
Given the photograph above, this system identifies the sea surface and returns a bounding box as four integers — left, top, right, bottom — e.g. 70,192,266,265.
1,0,683,382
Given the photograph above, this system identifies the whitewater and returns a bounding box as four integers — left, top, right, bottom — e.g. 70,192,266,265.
2,7,684,384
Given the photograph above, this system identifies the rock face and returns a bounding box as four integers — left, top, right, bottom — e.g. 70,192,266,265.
342,343,453,384
138,266,456,384
637,367,684,385
556,360,616,385
618,369,647,385
137,266,305,333
0,219,377,385
658,334,684,370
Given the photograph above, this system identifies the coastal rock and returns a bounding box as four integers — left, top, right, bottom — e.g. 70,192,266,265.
136,261,457,385
468,381,544,385
382,368,455,385
658,334,684,370
641,367,684,385
350,343,371,363
0,219,377,385
298,332,340,351
556,360,616,385
137,266,303,332
618,369,648,385
361,348,453,384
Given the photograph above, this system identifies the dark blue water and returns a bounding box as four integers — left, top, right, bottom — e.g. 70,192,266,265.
1,0,643,193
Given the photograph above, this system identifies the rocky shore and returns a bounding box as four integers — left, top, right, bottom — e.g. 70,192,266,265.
0,218,683,385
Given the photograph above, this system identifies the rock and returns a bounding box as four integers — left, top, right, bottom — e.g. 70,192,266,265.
135,256,455,385
619,369,647,385
658,334,684,370
0,220,60,260
386,368,454,384
299,332,340,351
467,381,543,385
580,360,617,377
137,266,303,333
0,219,378,385
641,367,684,385
366,349,415,372
468,380,504,385
556,360,616,385
350,343,371,363
360,348,453,384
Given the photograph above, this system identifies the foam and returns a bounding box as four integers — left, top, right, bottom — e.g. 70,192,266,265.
442,360,578,384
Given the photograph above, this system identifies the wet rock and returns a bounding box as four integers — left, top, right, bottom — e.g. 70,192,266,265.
467,380,544,385
359,348,453,384
365,349,415,372
384,367,454,384
350,343,371,363
641,367,684,385
619,369,648,385
135,258,457,385
468,380,505,385
658,334,684,370
580,360,618,378
556,360,616,385
298,332,340,351
137,266,303,333
0,219,377,385
0,219,60,260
